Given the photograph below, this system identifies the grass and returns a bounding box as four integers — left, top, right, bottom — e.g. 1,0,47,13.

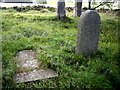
1,9,120,89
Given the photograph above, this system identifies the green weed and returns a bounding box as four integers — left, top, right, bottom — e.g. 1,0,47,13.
2,9,119,89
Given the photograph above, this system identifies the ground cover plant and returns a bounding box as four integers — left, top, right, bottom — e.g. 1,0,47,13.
1,8,120,89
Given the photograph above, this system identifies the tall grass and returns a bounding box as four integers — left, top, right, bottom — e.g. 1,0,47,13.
2,9,120,88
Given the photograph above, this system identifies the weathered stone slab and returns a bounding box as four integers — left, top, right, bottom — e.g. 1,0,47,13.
14,50,58,83
76,10,101,55
16,50,35,60
14,69,58,83
15,50,41,72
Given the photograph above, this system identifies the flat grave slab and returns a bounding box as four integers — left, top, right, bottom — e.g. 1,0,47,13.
14,69,58,83
14,50,58,83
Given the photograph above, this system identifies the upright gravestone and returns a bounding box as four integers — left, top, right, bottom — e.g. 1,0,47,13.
57,0,66,20
74,0,82,17
76,10,100,55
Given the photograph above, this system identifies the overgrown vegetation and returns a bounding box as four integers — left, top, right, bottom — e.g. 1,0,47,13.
1,9,120,89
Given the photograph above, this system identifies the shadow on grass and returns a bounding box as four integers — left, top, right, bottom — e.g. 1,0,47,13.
32,16,75,23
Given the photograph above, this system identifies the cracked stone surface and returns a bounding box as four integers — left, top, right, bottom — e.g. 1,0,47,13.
14,50,58,83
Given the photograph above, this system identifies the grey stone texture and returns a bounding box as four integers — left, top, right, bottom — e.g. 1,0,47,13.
76,10,101,55
15,50,41,72
74,0,82,17
57,0,66,20
14,50,58,83
14,69,58,83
